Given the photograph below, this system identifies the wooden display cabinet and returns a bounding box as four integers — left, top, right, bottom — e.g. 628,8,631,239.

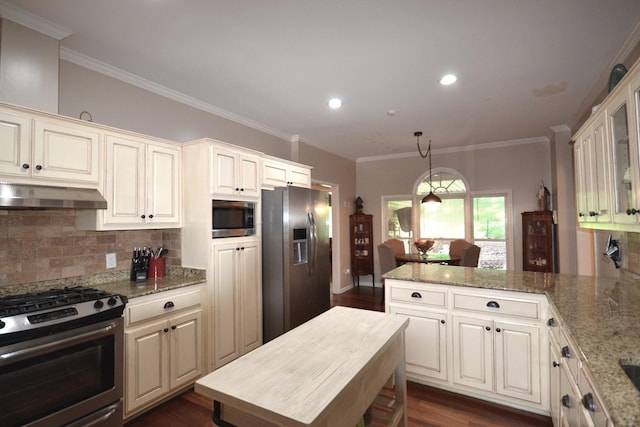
350,213,374,285
522,211,556,273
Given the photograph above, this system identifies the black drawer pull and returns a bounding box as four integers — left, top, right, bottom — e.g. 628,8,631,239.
163,301,175,309
582,393,596,412
547,318,556,327
562,395,571,408
561,345,571,358
486,301,500,308
411,292,422,298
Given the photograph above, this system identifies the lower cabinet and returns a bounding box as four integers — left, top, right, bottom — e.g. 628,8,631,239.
386,279,549,414
212,237,262,369
547,308,609,426
124,286,204,418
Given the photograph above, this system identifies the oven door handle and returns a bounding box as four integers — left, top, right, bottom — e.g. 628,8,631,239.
0,321,120,365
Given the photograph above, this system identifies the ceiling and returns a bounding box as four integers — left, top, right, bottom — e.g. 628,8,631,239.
3,1,640,161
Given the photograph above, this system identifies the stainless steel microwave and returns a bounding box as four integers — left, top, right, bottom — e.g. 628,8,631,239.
212,200,256,238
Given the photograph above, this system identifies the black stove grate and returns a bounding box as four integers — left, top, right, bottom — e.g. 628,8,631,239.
0,287,113,317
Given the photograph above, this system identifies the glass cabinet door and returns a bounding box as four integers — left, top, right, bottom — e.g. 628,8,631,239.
610,94,638,224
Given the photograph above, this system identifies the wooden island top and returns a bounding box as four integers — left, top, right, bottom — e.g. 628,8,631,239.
195,306,409,427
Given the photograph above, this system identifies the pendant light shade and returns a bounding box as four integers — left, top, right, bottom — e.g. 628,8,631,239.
415,131,441,205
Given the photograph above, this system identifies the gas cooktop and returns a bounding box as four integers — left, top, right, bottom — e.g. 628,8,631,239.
0,286,128,346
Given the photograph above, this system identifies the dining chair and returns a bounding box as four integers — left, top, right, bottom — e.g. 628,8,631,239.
384,238,405,256
459,244,481,267
449,239,472,259
378,243,399,302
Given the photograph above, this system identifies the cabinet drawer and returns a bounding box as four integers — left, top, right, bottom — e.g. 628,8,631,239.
559,327,580,381
389,286,446,308
127,287,202,326
452,292,540,320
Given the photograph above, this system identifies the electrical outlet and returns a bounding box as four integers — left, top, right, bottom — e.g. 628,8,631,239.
106,253,117,269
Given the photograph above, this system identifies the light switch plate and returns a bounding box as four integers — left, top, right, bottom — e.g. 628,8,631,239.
106,253,117,269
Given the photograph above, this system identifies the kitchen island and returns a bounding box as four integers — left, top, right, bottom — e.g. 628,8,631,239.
384,263,640,427
195,306,409,427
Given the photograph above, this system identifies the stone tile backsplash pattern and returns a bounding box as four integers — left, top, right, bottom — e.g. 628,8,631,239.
0,210,181,287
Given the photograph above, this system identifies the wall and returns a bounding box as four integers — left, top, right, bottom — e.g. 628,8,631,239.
357,139,552,279
0,19,58,113
57,60,357,292
0,210,180,286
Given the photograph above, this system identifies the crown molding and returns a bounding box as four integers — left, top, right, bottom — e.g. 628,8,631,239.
356,136,549,163
0,1,71,39
60,47,293,143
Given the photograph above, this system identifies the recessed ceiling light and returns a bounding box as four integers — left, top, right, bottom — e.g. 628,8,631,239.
439,74,457,85
328,98,343,109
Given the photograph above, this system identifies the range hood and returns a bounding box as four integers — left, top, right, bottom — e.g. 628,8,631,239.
0,182,107,210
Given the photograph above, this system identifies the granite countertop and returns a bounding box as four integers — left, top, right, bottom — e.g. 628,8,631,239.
384,263,640,427
0,266,207,300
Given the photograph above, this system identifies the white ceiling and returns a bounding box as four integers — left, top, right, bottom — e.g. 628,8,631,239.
4,1,640,161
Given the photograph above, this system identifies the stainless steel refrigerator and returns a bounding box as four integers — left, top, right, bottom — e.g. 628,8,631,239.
262,186,331,342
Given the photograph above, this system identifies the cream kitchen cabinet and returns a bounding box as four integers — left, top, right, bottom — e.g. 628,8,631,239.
77,133,181,230
212,237,262,369
124,286,204,418
386,279,549,414
262,156,311,189
211,143,261,198
0,107,100,186
386,281,448,383
574,113,611,224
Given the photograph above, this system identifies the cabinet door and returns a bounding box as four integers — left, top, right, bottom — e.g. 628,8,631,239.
494,320,541,403
609,90,640,224
125,319,170,414
574,141,588,222
238,154,260,197
389,306,447,382
212,242,240,368
452,315,493,392
147,144,180,224
262,159,289,188
33,119,100,183
0,110,31,176
105,135,146,225
238,240,262,353
212,147,239,196
288,164,311,188
169,309,203,389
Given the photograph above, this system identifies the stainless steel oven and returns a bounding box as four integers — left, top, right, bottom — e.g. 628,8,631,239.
0,287,127,427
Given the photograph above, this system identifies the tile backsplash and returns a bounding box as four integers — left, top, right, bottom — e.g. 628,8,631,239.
0,209,181,287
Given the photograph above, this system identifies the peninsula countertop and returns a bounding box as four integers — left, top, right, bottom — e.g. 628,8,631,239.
384,263,640,427
195,306,410,427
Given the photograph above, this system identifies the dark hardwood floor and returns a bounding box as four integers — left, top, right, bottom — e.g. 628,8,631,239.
126,286,552,427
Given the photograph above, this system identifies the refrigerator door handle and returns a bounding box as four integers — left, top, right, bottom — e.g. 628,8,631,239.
308,211,317,276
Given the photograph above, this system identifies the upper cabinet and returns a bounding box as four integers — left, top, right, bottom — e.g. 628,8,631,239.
78,133,181,230
573,58,640,231
0,106,100,186
262,156,311,189
211,143,261,198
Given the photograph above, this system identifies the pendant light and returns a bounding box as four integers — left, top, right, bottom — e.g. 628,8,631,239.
415,131,442,205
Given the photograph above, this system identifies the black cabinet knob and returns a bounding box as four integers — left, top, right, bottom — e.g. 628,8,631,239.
582,393,596,412
589,211,597,217
35,164,43,170
547,318,556,327
440,319,445,324
171,325,177,330
163,328,169,333
496,328,502,333
578,212,585,217
486,301,500,308
141,214,146,219
562,395,571,408
149,214,154,219
627,208,639,215
553,361,559,368
22,163,29,169
485,326,491,331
